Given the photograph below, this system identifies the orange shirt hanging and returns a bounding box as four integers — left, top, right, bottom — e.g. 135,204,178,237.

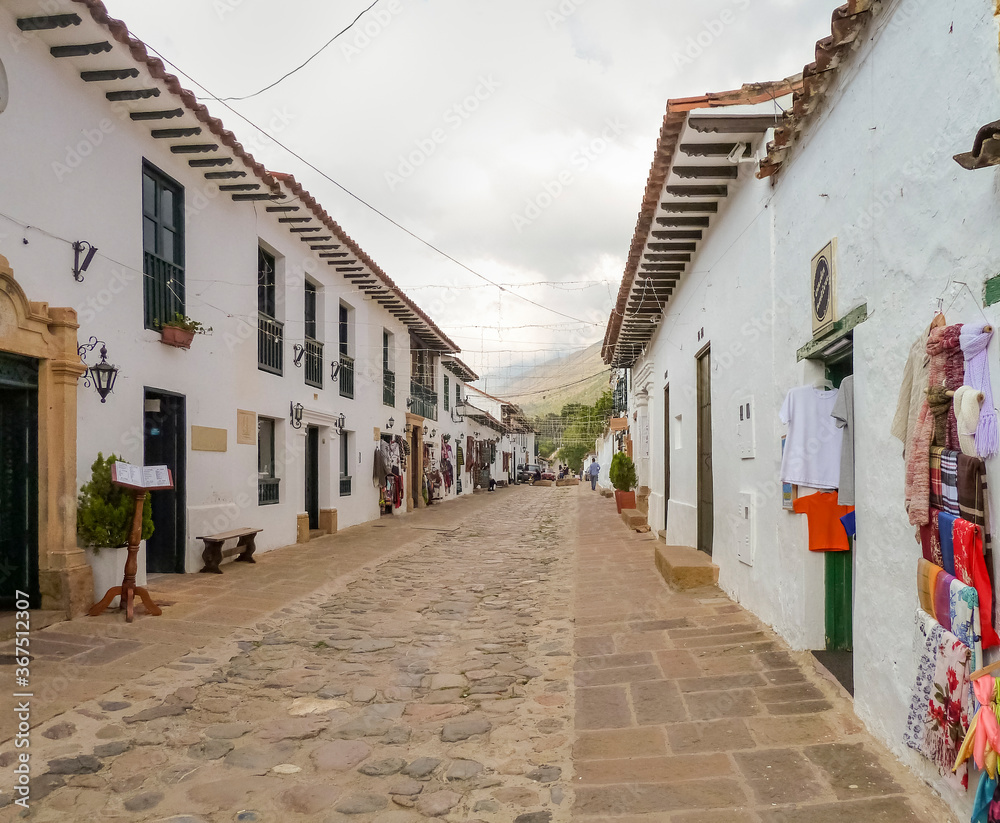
792,491,855,552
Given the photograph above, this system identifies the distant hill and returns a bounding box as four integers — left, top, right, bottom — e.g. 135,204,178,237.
484,341,610,417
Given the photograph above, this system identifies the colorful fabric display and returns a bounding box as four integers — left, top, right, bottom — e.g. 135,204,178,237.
839,510,856,538
928,385,953,449
950,577,983,672
961,322,999,459
918,558,942,617
831,375,855,506
921,507,944,567
958,453,993,552
904,608,973,790
953,518,1000,649
939,511,958,575
893,324,931,459
907,326,953,525
955,677,1000,795
934,569,953,632
943,323,966,449
930,449,961,517
955,386,984,458
791,492,854,552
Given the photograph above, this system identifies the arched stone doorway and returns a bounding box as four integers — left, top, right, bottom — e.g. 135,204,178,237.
0,254,92,616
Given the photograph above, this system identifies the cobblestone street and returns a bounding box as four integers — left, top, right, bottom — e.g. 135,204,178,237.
2,485,959,822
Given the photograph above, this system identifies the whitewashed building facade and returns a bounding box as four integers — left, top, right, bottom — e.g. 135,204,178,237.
602,0,1000,816
0,0,537,616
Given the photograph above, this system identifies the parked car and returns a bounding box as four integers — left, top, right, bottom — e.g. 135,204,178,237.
518,464,542,482
541,470,557,481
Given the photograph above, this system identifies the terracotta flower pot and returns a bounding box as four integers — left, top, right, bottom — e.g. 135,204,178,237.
160,325,195,349
614,489,636,513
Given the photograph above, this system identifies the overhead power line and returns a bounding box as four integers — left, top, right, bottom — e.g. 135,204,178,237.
219,0,381,102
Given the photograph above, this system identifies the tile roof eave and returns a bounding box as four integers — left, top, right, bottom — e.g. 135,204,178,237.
72,0,278,192
264,173,460,355
602,77,801,368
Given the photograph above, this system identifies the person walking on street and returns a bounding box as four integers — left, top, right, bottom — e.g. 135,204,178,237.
587,457,600,491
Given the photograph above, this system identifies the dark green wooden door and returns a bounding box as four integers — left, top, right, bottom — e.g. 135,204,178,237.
696,349,714,556
0,353,39,609
825,357,854,652
305,426,320,529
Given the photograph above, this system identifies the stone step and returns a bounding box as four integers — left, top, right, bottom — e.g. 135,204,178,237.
600,488,614,499
309,529,328,540
621,508,648,530
654,543,720,590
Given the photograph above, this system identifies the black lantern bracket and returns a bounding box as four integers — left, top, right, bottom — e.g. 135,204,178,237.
290,401,304,429
77,336,118,403
292,344,305,368
72,240,98,282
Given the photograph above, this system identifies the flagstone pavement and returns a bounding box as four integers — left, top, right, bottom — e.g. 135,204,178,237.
0,484,958,821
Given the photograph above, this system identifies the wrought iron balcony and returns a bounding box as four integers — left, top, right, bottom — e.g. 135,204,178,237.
383,369,395,407
340,475,352,496
258,476,280,505
340,354,354,399
409,379,438,421
258,313,283,375
304,339,323,389
144,252,184,330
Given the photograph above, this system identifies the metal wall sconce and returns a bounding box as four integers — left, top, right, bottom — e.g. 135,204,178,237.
474,431,481,438
406,397,413,408
72,240,98,282
330,360,341,380
77,336,118,402
292,344,305,368
290,401,304,429
333,412,346,434
430,429,437,438
404,423,412,434
387,417,394,429
423,424,428,437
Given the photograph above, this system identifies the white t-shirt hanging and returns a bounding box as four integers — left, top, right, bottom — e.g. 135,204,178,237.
779,386,843,489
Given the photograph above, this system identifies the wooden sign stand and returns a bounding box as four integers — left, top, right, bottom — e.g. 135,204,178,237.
89,463,172,623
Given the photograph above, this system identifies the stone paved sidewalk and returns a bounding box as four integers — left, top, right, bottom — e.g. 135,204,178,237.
0,483,964,822
572,486,958,822
1,486,575,822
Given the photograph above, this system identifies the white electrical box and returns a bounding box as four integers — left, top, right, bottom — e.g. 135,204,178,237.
736,492,754,566
736,395,755,459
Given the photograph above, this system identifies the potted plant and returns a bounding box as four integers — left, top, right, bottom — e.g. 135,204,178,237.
78,452,154,604
609,451,638,513
157,312,211,349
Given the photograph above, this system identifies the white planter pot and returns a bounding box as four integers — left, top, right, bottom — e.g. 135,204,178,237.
85,545,147,608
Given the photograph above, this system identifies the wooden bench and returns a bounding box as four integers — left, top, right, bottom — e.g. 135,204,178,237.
196,528,262,574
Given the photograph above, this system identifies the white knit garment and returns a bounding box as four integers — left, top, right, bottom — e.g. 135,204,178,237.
954,385,982,456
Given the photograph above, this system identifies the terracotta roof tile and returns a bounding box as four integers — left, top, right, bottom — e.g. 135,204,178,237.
757,0,875,179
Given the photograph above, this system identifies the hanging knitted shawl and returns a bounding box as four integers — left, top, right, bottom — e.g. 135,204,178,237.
961,323,999,459
927,386,952,448
907,326,951,525
942,324,965,450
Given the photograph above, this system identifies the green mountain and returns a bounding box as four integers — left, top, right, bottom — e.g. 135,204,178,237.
493,341,610,418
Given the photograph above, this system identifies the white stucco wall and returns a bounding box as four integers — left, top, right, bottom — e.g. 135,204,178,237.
629,1,1000,815
0,10,447,594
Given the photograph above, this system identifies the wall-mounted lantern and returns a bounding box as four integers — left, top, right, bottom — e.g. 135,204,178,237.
72,240,98,282
423,424,428,437
387,417,394,429
334,412,346,434
77,336,118,403
290,401,304,429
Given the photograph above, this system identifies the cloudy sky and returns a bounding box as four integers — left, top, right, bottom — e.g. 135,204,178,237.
100,0,835,389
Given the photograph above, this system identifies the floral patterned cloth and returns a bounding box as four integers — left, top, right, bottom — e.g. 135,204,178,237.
951,578,983,673
904,608,973,790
